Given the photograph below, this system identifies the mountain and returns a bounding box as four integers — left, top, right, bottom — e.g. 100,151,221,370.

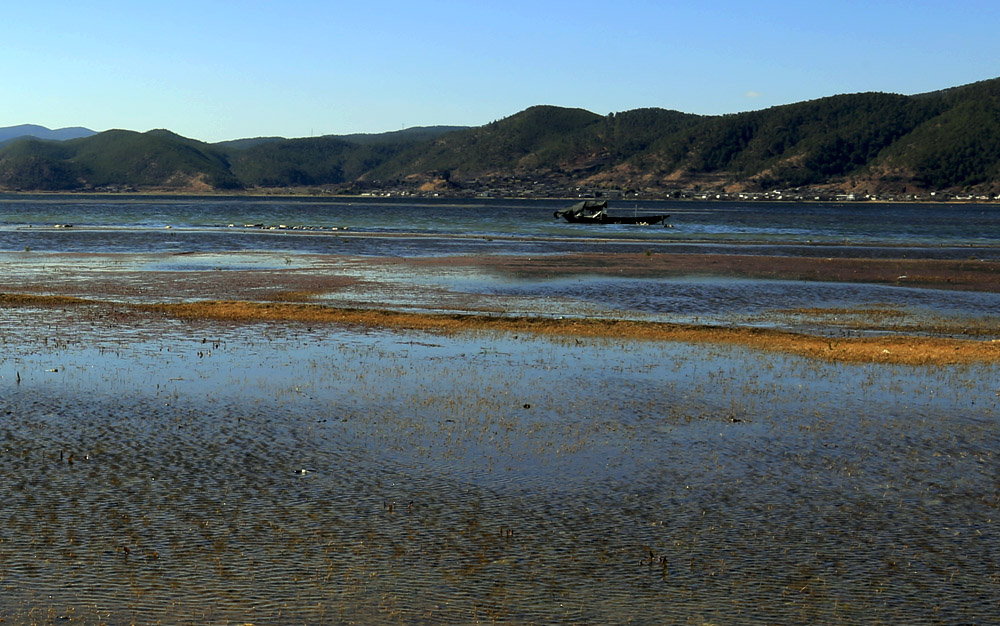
365,106,701,185
0,124,96,147
369,79,1000,196
2,77,1000,196
0,129,238,191
224,126,467,188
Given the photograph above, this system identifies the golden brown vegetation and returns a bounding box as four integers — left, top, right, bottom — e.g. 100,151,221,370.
3,291,996,366
0,293,92,306
144,299,1000,366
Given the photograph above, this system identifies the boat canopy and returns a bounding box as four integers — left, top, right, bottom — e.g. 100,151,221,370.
554,200,607,219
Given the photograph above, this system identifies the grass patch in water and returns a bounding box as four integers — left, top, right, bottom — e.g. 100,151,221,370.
144,299,1000,366
0,293,92,306
2,292,995,365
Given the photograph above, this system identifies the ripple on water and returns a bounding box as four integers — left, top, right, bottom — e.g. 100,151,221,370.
0,313,998,624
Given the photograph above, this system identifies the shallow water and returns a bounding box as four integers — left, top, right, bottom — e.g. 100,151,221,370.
1,307,998,624
2,195,999,252
1,197,998,623
438,273,1000,326
3,197,999,336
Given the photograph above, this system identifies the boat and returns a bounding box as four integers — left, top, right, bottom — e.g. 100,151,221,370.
553,200,669,225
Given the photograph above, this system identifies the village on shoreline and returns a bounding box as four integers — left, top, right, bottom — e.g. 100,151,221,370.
9,180,1000,204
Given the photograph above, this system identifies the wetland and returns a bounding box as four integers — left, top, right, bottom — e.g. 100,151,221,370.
0,197,998,624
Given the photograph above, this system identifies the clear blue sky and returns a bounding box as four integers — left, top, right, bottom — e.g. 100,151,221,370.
4,0,998,142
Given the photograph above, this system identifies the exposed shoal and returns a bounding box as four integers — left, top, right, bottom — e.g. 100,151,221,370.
3,293,997,366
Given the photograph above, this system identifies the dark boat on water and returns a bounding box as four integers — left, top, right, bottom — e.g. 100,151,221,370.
554,200,669,225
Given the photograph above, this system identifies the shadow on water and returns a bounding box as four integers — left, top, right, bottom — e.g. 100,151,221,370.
1,307,998,624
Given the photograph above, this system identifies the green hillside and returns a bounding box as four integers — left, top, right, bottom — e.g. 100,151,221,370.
69,129,240,189
0,139,79,190
877,78,1000,189
330,80,1000,195
365,106,606,181
2,77,1000,196
670,92,943,188
225,127,460,187
0,129,239,191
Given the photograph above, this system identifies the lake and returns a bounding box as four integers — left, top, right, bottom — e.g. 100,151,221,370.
0,196,998,624
1,195,998,253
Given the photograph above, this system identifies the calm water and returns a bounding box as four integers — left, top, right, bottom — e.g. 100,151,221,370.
1,194,998,256
1,196,999,624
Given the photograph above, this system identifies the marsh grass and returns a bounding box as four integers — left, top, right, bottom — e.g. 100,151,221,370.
0,293,92,306
143,299,1000,366
0,292,996,365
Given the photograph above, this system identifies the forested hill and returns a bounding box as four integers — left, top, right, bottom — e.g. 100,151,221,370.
2,77,1000,197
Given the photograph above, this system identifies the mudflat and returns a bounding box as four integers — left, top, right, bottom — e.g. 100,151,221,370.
2,249,998,365
2,245,999,624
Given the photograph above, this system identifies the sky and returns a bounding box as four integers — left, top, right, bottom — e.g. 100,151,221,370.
4,0,998,143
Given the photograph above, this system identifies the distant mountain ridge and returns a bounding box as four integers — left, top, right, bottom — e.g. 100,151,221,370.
2,77,1000,196
0,124,96,147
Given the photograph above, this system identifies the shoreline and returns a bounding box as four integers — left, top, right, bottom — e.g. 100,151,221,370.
3,189,999,205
